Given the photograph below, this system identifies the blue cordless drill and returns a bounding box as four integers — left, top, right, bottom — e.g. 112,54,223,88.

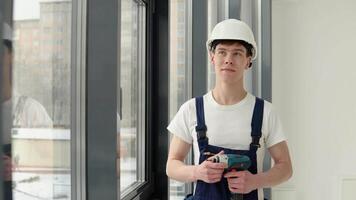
209,154,251,200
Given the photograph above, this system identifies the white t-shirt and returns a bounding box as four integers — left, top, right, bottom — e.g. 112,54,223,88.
167,91,286,200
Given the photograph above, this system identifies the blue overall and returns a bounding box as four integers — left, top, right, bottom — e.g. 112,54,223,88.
187,96,264,200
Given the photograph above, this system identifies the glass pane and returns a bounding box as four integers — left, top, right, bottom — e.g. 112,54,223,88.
119,0,142,194
1,0,71,199
169,0,190,199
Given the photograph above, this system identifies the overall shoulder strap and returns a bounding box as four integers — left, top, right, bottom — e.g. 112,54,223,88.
195,97,209,155
195,96,207,136
250,97,264,152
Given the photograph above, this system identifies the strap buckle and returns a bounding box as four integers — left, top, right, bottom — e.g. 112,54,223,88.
196,130,207,140
250,143,261,149
250,135,261,150
195,125,207,140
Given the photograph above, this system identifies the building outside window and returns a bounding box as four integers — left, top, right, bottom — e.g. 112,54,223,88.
0,0,73,199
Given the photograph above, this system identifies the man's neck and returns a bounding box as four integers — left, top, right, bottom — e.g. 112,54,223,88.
212,83,247,105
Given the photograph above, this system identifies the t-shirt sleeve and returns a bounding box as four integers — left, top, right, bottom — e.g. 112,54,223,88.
167,101,194,144
265,105,286,148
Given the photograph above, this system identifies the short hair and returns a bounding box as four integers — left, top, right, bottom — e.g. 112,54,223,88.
210,39,253,57
3,39,12,53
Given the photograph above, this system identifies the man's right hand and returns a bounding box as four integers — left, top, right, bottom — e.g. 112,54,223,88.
194,160,226,183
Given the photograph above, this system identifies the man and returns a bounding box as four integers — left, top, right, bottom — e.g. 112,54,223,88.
166,19,292,200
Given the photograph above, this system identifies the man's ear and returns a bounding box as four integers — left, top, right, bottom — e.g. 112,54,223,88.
245,57,252,69
209,51,215,64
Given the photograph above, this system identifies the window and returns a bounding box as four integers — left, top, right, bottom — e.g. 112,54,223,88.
119,0,146,198
169,0,192,199
0,0,72,199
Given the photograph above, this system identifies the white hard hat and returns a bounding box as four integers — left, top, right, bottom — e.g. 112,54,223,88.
2,23,12,41
206,19,257,60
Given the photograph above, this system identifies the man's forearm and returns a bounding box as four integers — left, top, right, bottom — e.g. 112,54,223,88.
254,162,293,189
166,159,197,182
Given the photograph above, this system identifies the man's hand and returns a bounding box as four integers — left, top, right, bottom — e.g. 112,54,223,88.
194,159,226,183
224,169,257,194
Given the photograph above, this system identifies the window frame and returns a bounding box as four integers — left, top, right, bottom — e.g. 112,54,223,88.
119,0,148,197
120,0,155,199
71,0,87,199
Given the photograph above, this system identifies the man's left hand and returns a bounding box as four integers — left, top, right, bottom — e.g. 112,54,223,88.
224,169,257,194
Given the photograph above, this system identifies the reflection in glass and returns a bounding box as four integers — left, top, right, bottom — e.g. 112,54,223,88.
1,0,71,199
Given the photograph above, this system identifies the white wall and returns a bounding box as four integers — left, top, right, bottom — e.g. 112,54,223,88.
272,0,356,199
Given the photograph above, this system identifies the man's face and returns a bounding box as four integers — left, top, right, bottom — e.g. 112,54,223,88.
210,42,252,84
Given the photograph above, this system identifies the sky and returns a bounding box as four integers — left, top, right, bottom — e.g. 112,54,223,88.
13,0,40,20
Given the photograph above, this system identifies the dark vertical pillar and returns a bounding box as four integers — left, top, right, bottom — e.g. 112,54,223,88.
86,0,118,199
152,0,169,199
192,0,208,96
261,0,272,199
229,0,241,20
